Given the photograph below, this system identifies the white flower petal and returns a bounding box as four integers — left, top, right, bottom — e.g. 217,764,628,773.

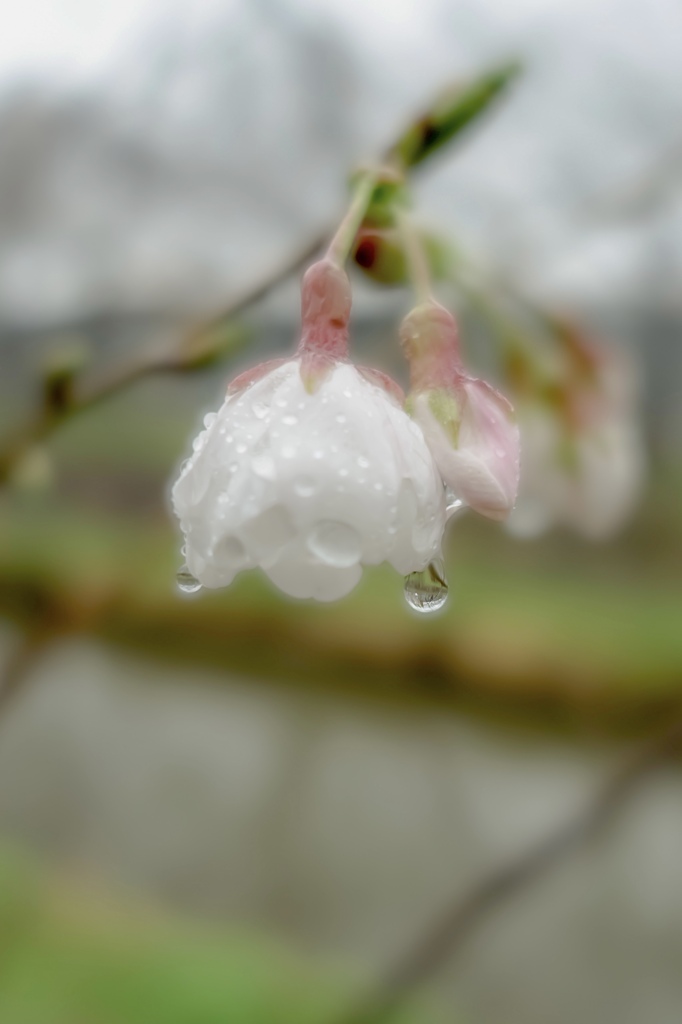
172,358,446,600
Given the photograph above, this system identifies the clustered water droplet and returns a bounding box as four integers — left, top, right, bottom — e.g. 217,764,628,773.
403,557,449,613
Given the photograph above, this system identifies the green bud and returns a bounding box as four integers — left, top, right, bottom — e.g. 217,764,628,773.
387,61,522,170
353,228,456,286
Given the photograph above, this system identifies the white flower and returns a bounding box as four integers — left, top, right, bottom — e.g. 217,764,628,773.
507,331,644,540
508,398,644,540
401,302,520,521
172,357,446,601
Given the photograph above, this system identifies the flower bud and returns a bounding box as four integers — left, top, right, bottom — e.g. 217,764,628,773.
401,301,520,520
353,228,454,287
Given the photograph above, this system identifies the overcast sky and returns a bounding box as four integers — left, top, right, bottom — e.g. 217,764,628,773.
1,0,681,317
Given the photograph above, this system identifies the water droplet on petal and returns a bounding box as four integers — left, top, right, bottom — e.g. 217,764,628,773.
203,412,217,428
235,442,248,454
308,521,362,568
176,565,202,594
282,443,297,459
294,475,317,497
252,401,269,419
335,413,346,424
252,452,276,479
282,414,298,426
404,558,449,614
445,488,466,519
357,455,370,469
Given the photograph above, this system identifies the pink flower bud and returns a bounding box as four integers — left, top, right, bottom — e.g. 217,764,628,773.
401,301,520,521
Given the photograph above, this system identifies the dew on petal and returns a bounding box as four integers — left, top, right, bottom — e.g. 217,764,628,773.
335,413,347,424
294,475,317,497
282,443,297,459
203,412,217,428
252,401,269,419
357,455,370,469
235,442,248,454
404,557,448,613
282,414,298,426
176,565,202,594
307,521,362,568
251,452,276,479
445,488,466,519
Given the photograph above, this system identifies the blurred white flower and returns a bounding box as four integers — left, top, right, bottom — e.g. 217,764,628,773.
171,261,446,601
507,324,644,540
401,302,520,521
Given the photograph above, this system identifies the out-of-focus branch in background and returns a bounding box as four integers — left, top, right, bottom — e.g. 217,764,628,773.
337,716,682,1024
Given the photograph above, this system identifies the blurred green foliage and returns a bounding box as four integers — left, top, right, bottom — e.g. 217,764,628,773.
0,845,427,1024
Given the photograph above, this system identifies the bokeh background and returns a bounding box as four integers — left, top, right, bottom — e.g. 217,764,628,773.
1,1,682,1022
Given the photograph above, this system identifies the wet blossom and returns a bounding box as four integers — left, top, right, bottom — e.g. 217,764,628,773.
507,323,644,539
401,301,520,520
172,260,446,601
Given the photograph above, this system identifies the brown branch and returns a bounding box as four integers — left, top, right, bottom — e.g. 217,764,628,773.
0,233,325,484
0,627,53,719
337,718,682,1024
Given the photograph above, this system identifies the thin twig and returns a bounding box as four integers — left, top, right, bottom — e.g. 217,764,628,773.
337,718,682,1024
0,233,325,484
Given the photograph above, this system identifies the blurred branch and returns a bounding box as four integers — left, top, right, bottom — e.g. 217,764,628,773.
0,627,52,719
339,717,682,1024
0,234,325,485
0,61,519,487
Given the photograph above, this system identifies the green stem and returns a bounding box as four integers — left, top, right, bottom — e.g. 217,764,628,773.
326,170,378,267
396,209,433,304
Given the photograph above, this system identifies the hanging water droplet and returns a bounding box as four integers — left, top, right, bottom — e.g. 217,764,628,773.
445,488,466,519
404,558,449,614
176,565,202,594
203,412,217,429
